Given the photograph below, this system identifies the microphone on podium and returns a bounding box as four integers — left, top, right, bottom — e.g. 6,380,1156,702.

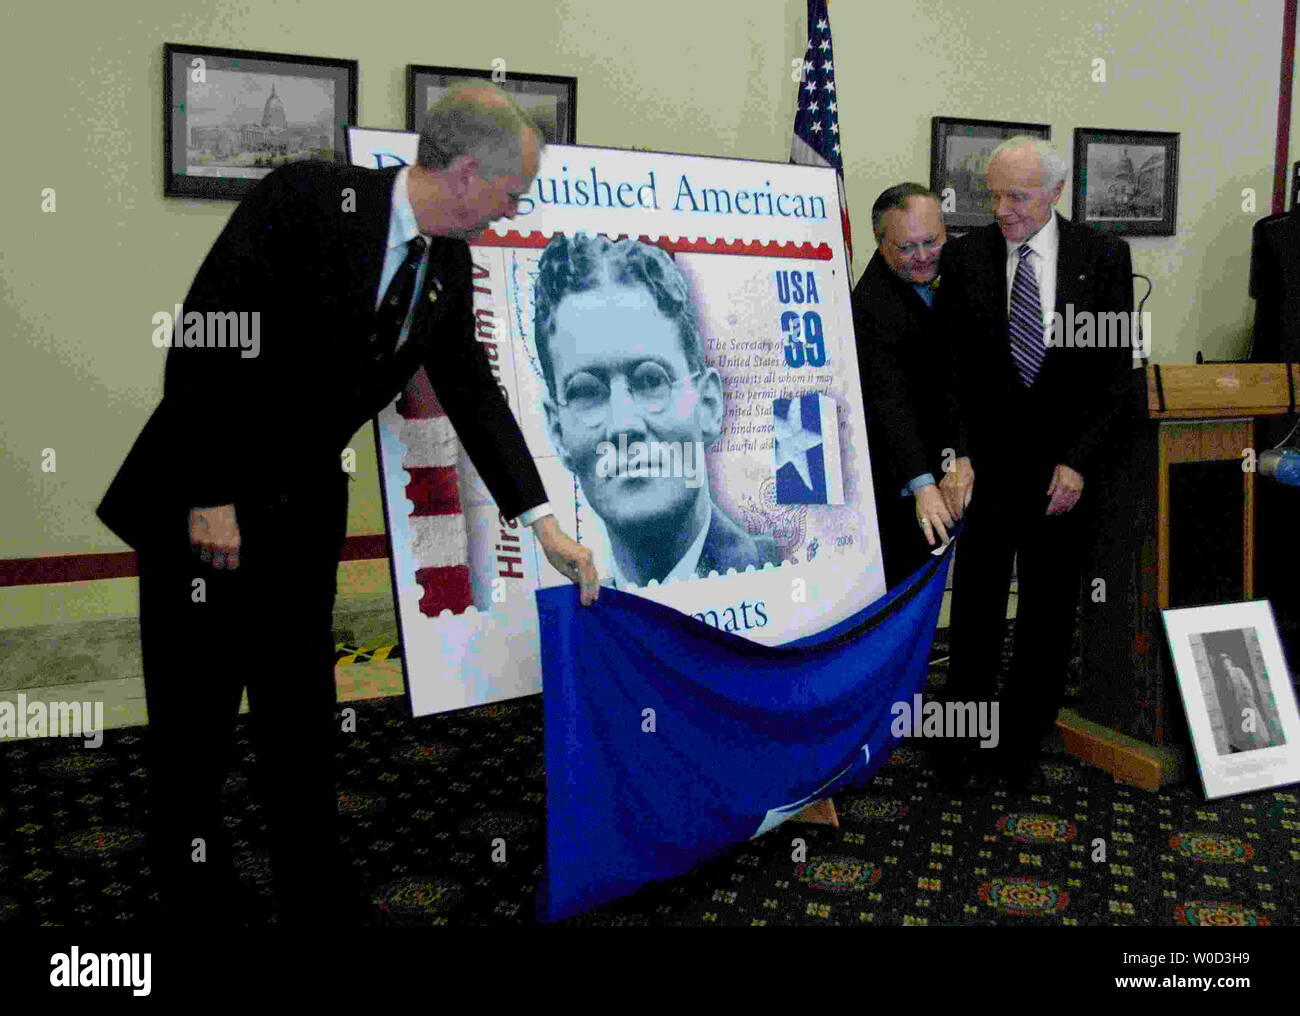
1133,273,1153,367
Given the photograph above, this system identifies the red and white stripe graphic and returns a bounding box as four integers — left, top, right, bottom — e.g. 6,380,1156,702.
395,366,474,616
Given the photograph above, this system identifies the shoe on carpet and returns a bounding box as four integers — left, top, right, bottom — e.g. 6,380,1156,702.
985,747,1045,793
927,743,994,796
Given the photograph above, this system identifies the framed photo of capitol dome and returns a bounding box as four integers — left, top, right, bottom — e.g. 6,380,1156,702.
164,43,358,200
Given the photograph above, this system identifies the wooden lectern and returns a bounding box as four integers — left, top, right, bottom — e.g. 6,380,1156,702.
1065,363,1299,789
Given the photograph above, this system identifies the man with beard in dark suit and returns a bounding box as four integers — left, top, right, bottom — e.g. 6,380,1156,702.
852,183,969,589
97,82,598,926
934,137,1133,791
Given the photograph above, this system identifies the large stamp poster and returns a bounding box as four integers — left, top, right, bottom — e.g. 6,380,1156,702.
377,145,884,716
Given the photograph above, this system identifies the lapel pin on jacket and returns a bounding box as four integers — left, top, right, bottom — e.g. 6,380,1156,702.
429,277,442,303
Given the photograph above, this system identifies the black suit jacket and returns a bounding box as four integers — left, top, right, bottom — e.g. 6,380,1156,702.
935,213,1134,479
1249,211,1300,364
851,250,954,496
98,161,547,551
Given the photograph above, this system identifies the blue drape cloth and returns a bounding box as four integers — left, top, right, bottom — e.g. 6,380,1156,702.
537,547,952,922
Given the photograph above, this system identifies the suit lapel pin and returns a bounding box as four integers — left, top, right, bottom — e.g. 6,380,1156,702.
429,277,442,303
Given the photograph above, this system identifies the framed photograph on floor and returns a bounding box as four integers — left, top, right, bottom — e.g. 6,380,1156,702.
929,116,1051,233
1072,127,1179,236
1162,600,1300,798
164,43,357,200
407,65,576,145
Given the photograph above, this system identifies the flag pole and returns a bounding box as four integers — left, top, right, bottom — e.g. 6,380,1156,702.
788,0,848,831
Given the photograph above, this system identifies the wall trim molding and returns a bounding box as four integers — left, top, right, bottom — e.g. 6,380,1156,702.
0,535,390,587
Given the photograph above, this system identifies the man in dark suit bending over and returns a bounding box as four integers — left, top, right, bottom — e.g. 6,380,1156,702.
852,183,969,589
97,82,598,925
935,137,1133,789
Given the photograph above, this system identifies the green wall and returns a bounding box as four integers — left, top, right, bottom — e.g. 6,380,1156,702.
0,0,1292,622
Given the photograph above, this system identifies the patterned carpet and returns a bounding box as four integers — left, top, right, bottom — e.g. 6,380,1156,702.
0,627,1293,927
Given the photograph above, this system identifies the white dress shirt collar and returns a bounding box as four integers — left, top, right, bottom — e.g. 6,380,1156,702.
1007,207,1059,260
390,167,429,249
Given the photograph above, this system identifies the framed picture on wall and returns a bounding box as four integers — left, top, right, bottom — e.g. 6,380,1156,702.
1162,600,1300,799
164,43,357,200
1073,127,1179,236
929,116,1051,232
407,65,576,146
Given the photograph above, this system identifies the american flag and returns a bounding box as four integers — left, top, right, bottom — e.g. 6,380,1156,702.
791,0,852,261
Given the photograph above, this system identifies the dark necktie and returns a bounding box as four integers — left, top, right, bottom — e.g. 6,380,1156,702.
1008,243,1046,386
372,235,427,359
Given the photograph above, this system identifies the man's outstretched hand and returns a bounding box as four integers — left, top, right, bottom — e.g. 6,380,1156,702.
913,484,953,546
532,515,599,605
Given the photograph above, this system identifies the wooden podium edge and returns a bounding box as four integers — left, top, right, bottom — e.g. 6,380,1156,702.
1057,708,1185,791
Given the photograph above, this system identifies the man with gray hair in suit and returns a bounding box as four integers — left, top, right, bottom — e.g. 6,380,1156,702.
98,81,598,926
933,136,1133,791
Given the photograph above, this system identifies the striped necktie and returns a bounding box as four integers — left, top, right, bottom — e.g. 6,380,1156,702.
1008,243,1046,386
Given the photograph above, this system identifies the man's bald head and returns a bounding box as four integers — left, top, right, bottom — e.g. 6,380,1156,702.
417,80,544,181
407,80,542,238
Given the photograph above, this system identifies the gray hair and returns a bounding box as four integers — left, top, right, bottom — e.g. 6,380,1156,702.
417,80,544,180
990,135,1067,190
